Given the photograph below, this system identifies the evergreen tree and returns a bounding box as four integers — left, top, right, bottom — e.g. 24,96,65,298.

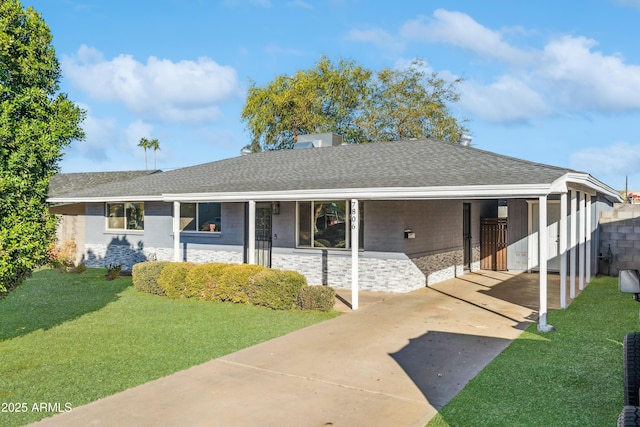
0,0,85,294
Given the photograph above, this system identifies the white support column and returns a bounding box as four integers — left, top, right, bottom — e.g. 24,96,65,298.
173,201,181,262
350,199,359,311
538,196,554,332
560,192,568,309
579,192,586,291
570,189,577,299
586,194,592,284
248,200,256,265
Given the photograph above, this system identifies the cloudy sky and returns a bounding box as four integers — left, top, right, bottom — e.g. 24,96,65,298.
25,0,640,190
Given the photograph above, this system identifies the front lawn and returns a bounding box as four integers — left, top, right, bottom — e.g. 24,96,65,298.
0,268,338,426
428,275,635,427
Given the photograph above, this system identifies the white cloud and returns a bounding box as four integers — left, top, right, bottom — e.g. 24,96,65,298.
613,0,640,10
62,45,240,124
400,9,532,65
537,36,640,112
73,113,118,163
220,0,272,7
264,44,307,56
570,142,640,178
287,0,313,9
460,76,550,123
346,28,405,55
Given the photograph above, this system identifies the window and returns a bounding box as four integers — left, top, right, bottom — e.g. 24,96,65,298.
180,202,222,232
106,202,144,230
297,200,363,249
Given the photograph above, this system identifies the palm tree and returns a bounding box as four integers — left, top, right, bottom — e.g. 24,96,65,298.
138,137,150,170
149,138,160,169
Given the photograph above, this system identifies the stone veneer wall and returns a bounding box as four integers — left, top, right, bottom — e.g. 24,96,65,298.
84,240,481,292
409,246,480,285
83,244,243,271
270,251,426,293
599,204,640,275
83,243,424,293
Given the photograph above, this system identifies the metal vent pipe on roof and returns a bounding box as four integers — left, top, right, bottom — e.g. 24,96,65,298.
459,134,473,146
293,133,343,149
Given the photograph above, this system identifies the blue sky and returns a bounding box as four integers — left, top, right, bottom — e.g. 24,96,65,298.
25,0,640,190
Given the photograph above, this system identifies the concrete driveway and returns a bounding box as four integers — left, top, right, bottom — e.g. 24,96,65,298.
31,271,547,427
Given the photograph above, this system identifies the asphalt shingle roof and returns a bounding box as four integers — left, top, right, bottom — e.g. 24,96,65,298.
48,170,161,198
49,139,577,200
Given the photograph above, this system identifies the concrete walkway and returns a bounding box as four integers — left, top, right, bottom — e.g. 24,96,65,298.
31,271,553,427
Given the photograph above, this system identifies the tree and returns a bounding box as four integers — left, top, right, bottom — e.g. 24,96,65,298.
149,138,160,169
358,59,466,143
241,57,468,151
0,0,85,295
138,137,150,170
241,56,371,151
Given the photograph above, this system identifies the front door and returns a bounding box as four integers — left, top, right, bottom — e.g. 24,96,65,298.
255,203,272,267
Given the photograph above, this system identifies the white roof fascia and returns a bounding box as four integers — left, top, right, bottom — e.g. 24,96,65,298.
46,195,165,204
549,173,622,202
163,184,554,202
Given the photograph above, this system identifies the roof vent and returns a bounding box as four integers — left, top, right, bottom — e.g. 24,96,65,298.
294,133,343,149
459,134,473,146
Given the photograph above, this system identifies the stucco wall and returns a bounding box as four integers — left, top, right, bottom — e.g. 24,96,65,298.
51,203,85,265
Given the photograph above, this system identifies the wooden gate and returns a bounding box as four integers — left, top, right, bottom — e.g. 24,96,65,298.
480,218,507,271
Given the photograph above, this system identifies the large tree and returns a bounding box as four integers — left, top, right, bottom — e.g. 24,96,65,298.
0,0,85,295
241,57,467,152
241,56,371,151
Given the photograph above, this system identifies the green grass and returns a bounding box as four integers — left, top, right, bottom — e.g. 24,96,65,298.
0,268,338,426
428,275,637,427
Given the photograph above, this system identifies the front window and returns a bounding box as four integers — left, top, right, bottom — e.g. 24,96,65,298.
106,202,144,230
297,200,362,248
180,202,222,232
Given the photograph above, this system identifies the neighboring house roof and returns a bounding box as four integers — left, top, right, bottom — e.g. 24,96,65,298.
48,170,161,199
47,139,622,203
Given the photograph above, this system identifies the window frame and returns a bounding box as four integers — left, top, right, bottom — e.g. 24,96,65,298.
295,200,363,250
105,202,145,231
179,202,222,233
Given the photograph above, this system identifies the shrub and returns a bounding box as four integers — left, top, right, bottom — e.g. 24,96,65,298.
132,261,173,296
297,285,336,311
105,264,122,281
49,240,77,272
184,263,228,300
248,269,307,310
158,262,195,298
214,264,265,304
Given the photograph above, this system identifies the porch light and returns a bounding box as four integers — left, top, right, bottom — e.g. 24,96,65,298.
272,201,280,215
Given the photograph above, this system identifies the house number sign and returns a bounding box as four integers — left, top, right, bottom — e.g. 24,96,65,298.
350,200,358,230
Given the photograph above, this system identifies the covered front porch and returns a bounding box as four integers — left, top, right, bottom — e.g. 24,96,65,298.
335,270,584,323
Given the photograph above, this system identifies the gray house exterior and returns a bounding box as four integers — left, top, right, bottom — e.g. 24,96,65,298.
48,136,621,323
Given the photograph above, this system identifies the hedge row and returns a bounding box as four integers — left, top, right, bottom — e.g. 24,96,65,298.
132,261,335,311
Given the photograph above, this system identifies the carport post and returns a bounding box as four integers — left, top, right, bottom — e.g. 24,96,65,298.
537,196,554,332
173,201,180,262
351,199,359,310
586,195,592,284
248,200,256,265
560,192,568,309
570,189,577,299
579,192,586,291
